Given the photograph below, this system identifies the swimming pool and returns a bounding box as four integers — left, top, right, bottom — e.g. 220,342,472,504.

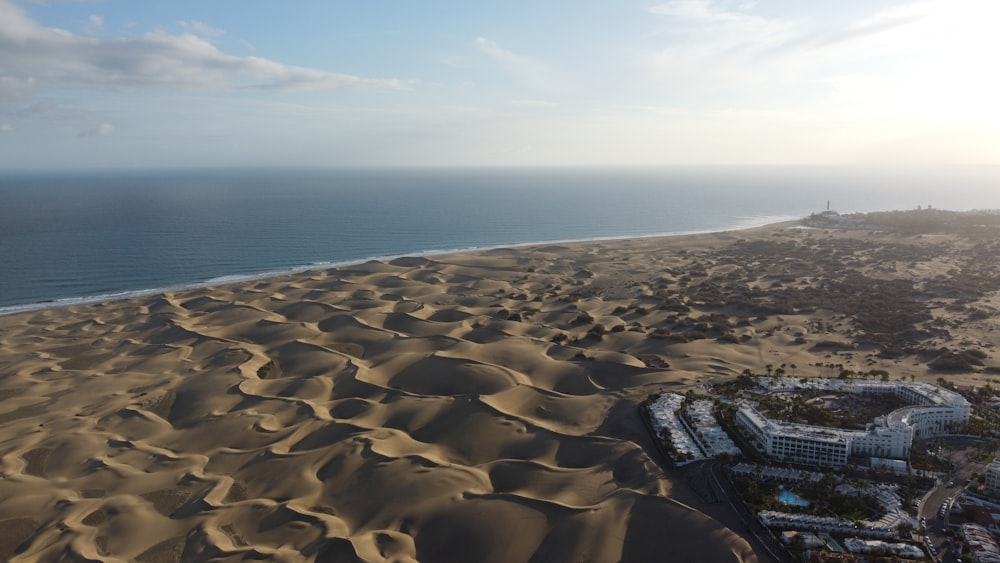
777,490,812,507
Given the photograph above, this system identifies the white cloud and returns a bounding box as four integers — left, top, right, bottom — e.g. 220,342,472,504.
0,76,37,109
0,0,407,98
645,1,804,96
0,123,12,132
15,100,58,115
505,99,558,109
644,0,998,115
78,122,113,137
627,0,1000,164
474,36,560,91
475,37,524,66
86,14,103,34
179,20,225,40
812,2,935,49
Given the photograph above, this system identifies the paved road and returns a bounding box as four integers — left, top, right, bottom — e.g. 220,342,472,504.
918,480,958,560
708,460,794,563
916,438,991,561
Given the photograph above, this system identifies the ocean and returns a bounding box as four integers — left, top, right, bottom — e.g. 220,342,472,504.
2,166,998,315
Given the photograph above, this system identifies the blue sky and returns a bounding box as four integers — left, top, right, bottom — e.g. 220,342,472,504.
1,0,997,169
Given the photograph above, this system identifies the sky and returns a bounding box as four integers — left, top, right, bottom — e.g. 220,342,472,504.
1,0,998,170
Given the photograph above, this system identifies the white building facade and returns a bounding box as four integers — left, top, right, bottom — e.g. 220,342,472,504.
985,459,1000,498
734,379,971,467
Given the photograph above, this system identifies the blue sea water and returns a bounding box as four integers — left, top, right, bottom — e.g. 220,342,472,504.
1,166,998,315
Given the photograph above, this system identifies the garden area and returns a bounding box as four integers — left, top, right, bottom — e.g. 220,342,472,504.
731,474,884,523
751,390,912,430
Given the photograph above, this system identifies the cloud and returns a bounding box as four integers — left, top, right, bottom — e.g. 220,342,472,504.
16,100,57,114
0,0,407,98
475,37,525,66
474,36,560,91
86,14,103,34
649,0,799,46
505,99,559,109
0,123,12,133
812,2,935,49
0,76,37,109
78,122,113,137
642,0,972,105
178,20,225,39
645,1,802,93
636,0,1000,164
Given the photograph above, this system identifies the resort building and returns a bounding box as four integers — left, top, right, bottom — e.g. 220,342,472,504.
646,394,742,464
842,538,925,559
734,379,970,467
647,394,705,463
985,459,1000,498
736,406,852,467
961,523,1000,563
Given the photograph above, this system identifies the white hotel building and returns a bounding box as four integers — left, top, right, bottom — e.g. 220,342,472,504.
985,459,1000,498
735,379,970,467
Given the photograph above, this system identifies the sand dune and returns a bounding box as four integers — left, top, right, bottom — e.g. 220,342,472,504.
4,219,997,561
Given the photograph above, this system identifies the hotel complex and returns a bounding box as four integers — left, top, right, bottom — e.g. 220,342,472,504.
734,379,971,468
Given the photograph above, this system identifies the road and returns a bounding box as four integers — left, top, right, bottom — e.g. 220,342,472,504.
708,460,792,563
916,438,991,561
917,480,959,560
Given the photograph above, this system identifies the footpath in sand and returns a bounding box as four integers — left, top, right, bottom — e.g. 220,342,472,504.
2,210,1000,562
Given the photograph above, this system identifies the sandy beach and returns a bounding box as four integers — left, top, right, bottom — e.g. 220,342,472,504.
2,212,999,562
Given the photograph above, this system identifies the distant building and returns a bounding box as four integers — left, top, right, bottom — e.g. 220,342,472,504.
734,379,971,468
961,523,1000,563
985,459,1000,498
842,537,925,559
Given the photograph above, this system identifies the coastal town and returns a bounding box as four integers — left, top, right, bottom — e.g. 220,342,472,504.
643,374,1000,562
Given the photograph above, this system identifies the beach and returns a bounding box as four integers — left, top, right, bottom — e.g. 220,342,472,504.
2,214,999,562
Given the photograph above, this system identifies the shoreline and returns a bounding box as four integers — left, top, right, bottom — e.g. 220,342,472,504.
3,212,998,561
0,214,801,317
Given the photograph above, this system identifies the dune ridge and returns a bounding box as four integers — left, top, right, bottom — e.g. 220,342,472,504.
10,218,996,561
